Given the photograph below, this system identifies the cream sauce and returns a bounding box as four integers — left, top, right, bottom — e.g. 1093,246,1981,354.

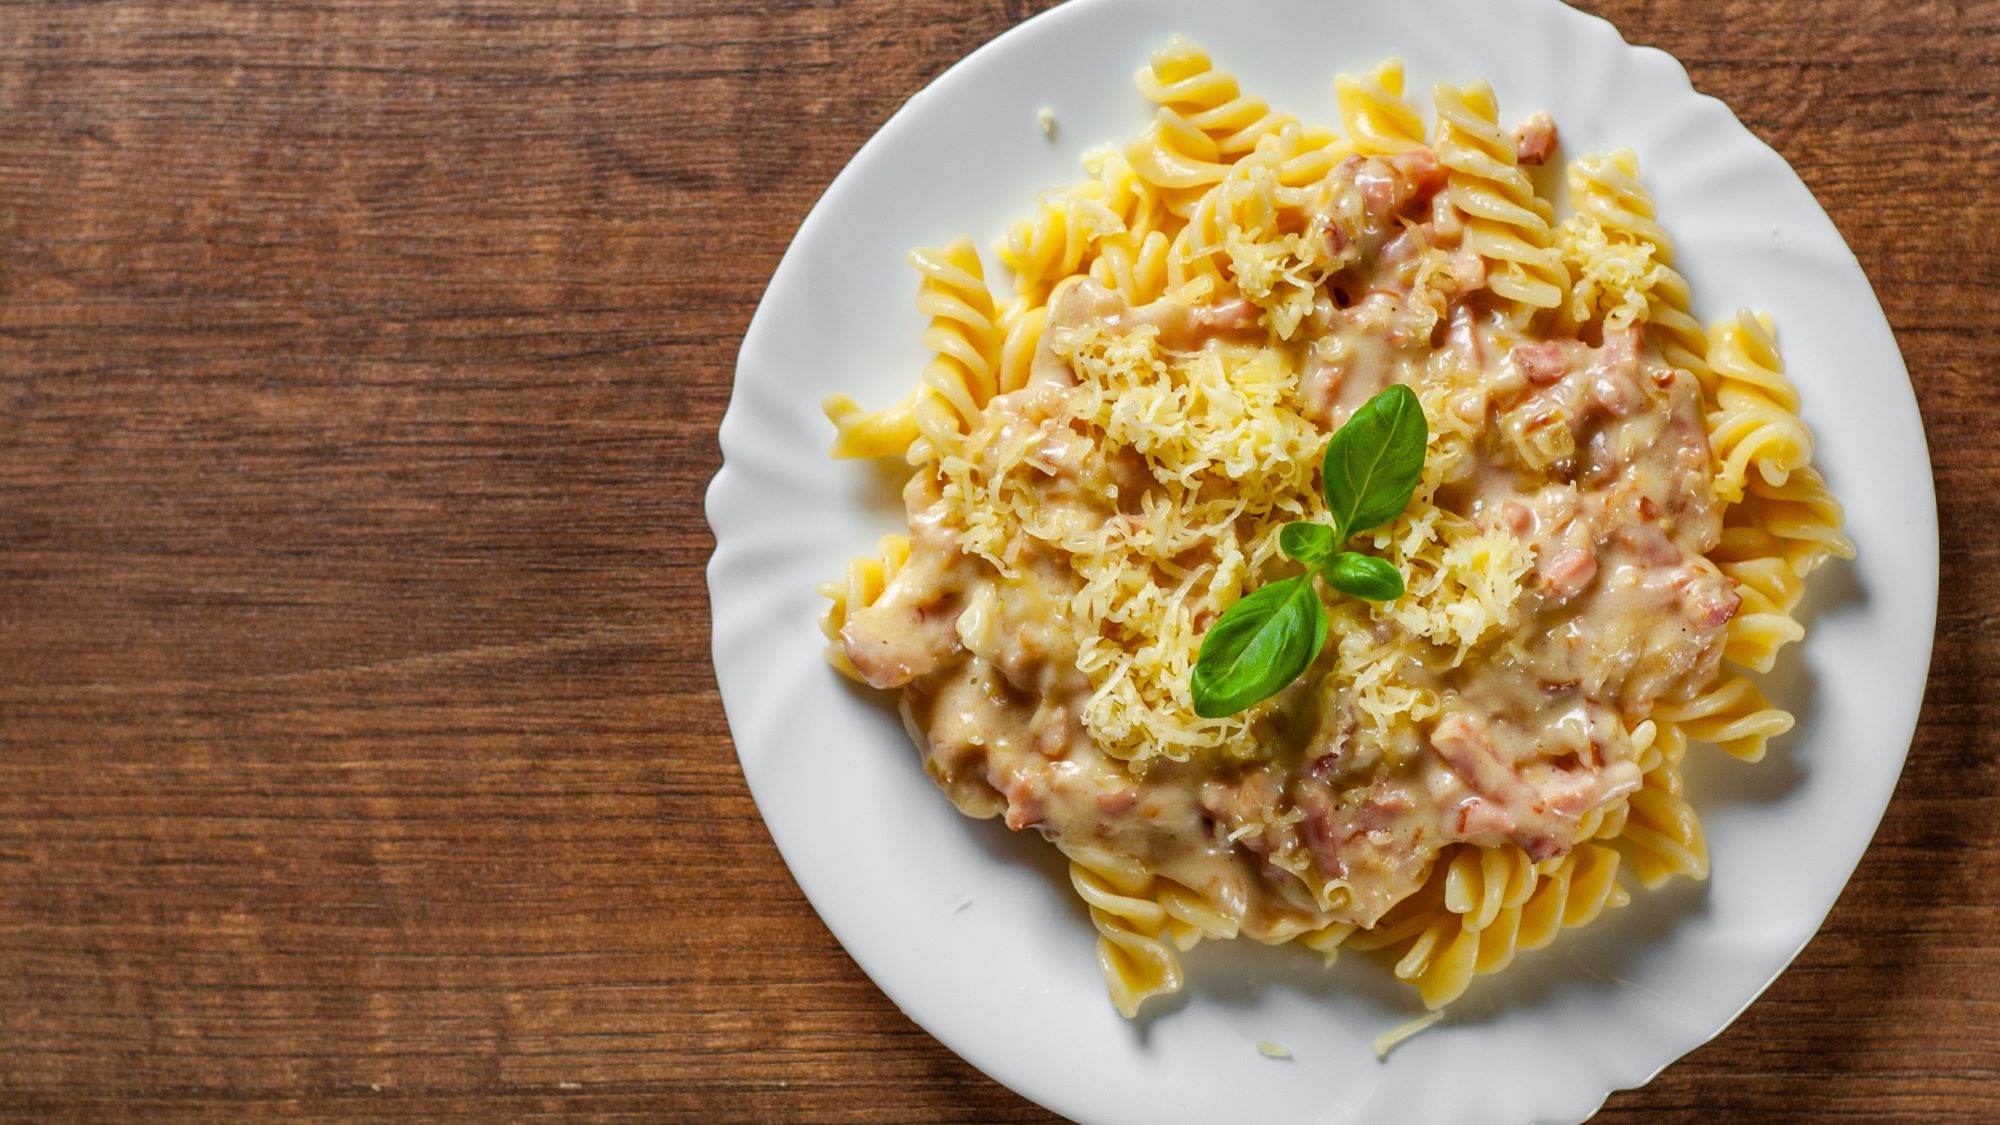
842,149,1736,937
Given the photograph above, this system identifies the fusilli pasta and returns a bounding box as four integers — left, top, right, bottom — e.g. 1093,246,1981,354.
819,41,1851,1027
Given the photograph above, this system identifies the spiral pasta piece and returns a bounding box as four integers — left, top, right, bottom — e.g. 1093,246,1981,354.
1743,464,1855,576
905,238,1004,463
998,185,1126,303
1573,798,1632,843
993,296,1047,396
1442,843,1538,931
1561,150,1711,382
1432,81,1568,315
1158,884,1241,950
1126,107,1235,209
820,390,920,461
1707,310,1813,503
1138,36,1294,158
816,534,912,680
1719,554,1807,673
1088,147,1170,248
1565,149,1670,250
1088,228,1172,306
1618,744,1711,889
1335,59,1427,155
1510,844,1629,953
1353,843,1629,1009
1654,673,1793,763
821,238,1002,462
1065,846,1185,1018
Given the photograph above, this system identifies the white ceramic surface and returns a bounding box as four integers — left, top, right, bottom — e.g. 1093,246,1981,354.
705,1,1937,1121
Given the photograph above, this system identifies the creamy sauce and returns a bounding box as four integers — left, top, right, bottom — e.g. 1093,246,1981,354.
842,149,1737,939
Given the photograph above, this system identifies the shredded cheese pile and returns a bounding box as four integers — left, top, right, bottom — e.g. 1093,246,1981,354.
1556,213,1666,332
935,319,1531,767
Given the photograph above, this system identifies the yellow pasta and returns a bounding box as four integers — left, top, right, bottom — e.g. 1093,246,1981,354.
819,41,1851,1026
1088,228,1172,306
1561,150,1712,381
1707,309,1814,503
1137,36,1297,159
1348,843,1629,1009
1335,59,1427,156
817,533,912,680
1743,464,1855,576
1618,728,1711,888
1065,845,1186,1018
1654,673,1793,764
1431,80,1569,315
998,185,1126,304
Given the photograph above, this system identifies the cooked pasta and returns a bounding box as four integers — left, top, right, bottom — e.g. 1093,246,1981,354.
1335,59,1426,156
1432,80,1569,315
1137,37,1296,159
819,42,1848,1024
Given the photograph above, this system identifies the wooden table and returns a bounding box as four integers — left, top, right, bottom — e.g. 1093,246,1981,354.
1,1,1992,1119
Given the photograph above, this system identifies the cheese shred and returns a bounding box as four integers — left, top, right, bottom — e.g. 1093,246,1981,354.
1371,1010,1446,1059
934,318,1529,767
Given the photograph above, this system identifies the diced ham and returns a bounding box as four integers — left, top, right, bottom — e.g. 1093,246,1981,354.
1298,787,1348,881
1513,340,1573,387
1321,216,1352,257
1450,248,1485,292
1353,163,1399,219
1431,713,1589,860
1595,326,1641,376
1540,547,1599,599
1200,771,1280,833
1444,304,1485,371
1096,787,1139,815
1360,789,1414,832
1188,297,1260,337
1430,189,1464,241
1351,148,1449,224
999,770,1045,830
1387,146,1449,205
1613,521,1681,567
1677,568,1742,630
1513,112,1559,166
1454,798,1514,838
1377,229,1422,272
842,588,962,689
1430,713,1517,806
1590,369,1646,416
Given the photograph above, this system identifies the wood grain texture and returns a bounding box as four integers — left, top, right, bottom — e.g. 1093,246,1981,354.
0,0,1992,1120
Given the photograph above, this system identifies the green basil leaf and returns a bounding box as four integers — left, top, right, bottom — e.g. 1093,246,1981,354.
1190,574,1328,718
1324,551,1405,602
1278,521,1338,568
1322,383,1427,539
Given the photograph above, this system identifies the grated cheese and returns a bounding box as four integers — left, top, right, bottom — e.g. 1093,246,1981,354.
1371,1010,1445,1059
1556,213,1666,332
1213,161,1354,340
932,317,1529,769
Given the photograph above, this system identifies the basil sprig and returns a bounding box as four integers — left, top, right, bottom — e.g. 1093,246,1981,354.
1190,384,1427,718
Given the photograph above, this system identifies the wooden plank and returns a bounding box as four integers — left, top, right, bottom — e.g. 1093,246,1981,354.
0,0,1991,1119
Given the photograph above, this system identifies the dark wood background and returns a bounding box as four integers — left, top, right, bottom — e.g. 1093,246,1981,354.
0,0,1992,1120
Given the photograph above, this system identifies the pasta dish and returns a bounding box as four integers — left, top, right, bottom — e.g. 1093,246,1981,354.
815,40,1852,1022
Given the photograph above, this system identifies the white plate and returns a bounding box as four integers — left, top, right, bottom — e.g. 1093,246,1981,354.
705,0,1937,1120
